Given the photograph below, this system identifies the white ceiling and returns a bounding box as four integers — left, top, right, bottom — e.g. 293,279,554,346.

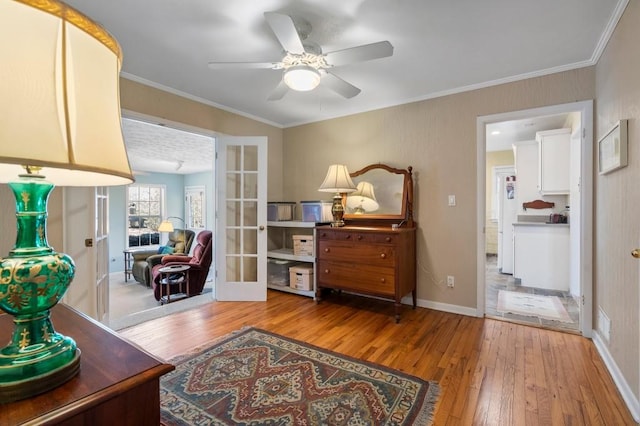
66,0,622,129
122,118,214,175
62,1,623,174
486,114,571,152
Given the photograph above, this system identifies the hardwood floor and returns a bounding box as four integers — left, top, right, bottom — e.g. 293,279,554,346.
119,290,636,425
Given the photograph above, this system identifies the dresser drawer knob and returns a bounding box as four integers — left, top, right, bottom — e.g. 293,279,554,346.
345,234,351,239
324,269,330,274
324,248,330,253
380,278,386,283
380,253,386,259
385,237,391,242
357,235,363,240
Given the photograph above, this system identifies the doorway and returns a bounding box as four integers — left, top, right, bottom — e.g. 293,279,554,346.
106,112,217,328
476,101,593,336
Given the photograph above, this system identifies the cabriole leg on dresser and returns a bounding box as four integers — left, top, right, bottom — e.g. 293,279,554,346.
412,289,417,309
395,303,401,323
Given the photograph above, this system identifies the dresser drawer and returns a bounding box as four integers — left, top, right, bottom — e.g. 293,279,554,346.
318,240,396,266
317,260,395,296
316,229,397,244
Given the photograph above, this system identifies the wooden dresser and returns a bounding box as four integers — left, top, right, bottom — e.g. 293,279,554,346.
315,225,416,322
0,304,174,425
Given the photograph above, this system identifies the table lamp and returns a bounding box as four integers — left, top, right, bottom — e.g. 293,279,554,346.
0,0,133,402
346,181,379,214
318,164,357,227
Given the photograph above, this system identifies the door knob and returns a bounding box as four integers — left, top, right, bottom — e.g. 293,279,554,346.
632,249,640,258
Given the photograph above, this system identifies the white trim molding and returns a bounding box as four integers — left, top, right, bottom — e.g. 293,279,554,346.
592,330,640,422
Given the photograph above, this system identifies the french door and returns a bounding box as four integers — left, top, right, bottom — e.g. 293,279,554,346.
62,186,109,321
215,136,268,301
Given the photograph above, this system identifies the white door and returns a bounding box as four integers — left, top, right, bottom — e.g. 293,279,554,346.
215,136,268,301
62,187,109,321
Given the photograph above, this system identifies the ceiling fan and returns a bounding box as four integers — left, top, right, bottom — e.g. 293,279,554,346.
207,12,394,100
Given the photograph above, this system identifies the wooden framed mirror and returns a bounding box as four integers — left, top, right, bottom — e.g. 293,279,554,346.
344,163,414,227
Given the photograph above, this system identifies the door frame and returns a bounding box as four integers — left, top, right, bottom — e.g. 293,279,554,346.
476,100,593,337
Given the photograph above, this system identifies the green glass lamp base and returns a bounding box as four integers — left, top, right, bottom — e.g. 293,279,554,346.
0,348,80,403
0,174,80,403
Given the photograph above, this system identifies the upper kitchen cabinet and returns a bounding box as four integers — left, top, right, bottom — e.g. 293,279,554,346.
537,128,571,195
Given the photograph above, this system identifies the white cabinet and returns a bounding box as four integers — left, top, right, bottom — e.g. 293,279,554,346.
513,223,570,291
267,221,316,298
537,128,571,195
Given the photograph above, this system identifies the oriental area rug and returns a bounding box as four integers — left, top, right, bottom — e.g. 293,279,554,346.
496,290,573,323
160,327,439,425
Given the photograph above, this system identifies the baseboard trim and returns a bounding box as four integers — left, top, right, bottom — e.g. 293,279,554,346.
400,295,477,317
592,330,640,422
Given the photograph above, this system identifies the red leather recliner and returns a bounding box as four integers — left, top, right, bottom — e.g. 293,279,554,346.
151,230,212,301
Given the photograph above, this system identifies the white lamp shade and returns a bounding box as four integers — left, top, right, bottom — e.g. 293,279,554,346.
284,65,321,91
318,164,357,193
0,0,133,186
346,181,379,212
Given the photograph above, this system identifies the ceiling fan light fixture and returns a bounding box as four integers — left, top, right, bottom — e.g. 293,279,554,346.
284,65,321,91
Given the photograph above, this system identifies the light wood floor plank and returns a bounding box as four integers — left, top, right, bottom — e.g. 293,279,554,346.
118,290,636,425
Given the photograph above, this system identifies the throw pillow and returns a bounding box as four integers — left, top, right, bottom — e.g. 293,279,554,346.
158,246,175,255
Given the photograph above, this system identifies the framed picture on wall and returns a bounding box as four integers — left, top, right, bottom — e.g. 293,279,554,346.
598,119,628,175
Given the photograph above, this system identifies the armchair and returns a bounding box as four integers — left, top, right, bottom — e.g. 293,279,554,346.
131,228,195,286
151,230,213,301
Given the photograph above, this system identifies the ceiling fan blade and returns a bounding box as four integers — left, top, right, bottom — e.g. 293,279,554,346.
208,61,278,70
324,41,394,67
264,12,305,54
267,80,289,101
322,72,361,99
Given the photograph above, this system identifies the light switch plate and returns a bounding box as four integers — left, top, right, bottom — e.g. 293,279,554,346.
448,195,456,206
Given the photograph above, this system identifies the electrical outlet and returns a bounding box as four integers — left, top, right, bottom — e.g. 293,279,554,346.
448,195,456,206
447,275,455,287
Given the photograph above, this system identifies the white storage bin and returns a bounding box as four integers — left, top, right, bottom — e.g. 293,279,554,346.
293,235,314,256
268,258,301,286
267,202,295,221
300,200,333,223
289,265,313,291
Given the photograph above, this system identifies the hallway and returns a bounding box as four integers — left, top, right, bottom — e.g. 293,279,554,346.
485,254,580,333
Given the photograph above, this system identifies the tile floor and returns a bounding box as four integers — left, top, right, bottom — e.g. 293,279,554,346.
485,254,580,333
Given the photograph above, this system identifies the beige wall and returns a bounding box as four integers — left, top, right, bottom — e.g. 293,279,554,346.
485,150,515,254
594,0,640,402
119,79,285,202
284,68,594,309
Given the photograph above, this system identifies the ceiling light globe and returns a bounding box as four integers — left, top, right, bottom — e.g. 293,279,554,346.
284,65,321,91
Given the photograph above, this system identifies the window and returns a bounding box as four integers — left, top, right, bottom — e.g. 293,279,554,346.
127,184,165,247
185,186,205,229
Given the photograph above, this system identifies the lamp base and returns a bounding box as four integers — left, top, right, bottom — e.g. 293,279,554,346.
0,348,80,403
330,193,346,227
0,174,79,403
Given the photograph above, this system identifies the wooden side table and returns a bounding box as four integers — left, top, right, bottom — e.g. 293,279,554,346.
0,304,174,425
158,264,191,304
